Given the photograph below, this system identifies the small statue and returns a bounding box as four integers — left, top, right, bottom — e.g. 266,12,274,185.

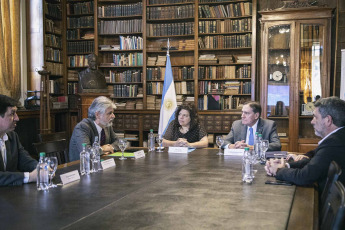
78,53,108,93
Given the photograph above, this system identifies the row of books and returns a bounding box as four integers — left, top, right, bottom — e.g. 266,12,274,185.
198,34,252,49
113,85,140,97
108,70,142,83
119,36,143,50
175,82,194,95
199,18,251,34
114,100,143,110
68,55,88,67
147,95,161,110
46,19,61,35
147,5,194,19
236,65,251,79
49,80,63,94
148,0,193,5
147,56,166,66
46,62,63,76
198,2,252,18
67,82,78,95
198,81,251,94
147,22,194,37
67,41,94,54
67,1,94,15
112,53,143,66
44,3,62,19
45,34,62,49
67,70,79,81
45,48,61,62
97,2,142,17
198,66,237,79
67,29,94,40
198,95,246,110
67,16,94,29
146,67,194,81
98,19,142,35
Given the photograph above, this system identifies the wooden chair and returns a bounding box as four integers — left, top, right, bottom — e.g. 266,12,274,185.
320,181,345,230
38,131,67,143
320,161,342,212
33,139,69,165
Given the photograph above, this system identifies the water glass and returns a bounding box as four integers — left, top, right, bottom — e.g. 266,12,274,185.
216,135,224,155
46,157,58,188
260,140,269,164
156,134,163,152
118,138,128,160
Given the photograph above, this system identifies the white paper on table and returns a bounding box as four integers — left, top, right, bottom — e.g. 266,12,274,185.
60,170,80,185
224,148,244,156
101,159,116,170
168,147,189,154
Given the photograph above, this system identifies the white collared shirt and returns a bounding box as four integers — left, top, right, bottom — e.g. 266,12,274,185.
93,121,103,139
245,119,259,144
318,126,344,145
0,134,30,183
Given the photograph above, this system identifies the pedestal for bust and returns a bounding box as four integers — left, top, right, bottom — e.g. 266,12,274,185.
78,93,111,119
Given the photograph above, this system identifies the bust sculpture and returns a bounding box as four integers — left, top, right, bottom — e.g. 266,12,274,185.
78,53,108,93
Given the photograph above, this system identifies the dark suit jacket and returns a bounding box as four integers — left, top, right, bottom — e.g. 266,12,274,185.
222,118,281,151
69,118,118,161
0,131,38,186
276,127,345,193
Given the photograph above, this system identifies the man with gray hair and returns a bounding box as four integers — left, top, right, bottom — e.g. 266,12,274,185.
69,96,118,161
265,96,345,193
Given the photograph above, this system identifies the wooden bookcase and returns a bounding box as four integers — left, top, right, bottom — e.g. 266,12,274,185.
259,7,332,152
61,0,257,146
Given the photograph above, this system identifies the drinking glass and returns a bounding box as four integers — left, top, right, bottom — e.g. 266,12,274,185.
216,135,224,155
260,140,269,164
156,134,163,152
118,138,128,160
47,157,58,188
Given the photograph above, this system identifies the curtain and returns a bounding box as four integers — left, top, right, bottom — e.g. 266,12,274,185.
0,0,21,100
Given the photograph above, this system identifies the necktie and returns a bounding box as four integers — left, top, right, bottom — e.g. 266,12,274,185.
248,127,254,146
100,129,106,146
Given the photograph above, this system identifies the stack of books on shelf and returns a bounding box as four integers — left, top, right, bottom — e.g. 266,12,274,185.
115,132,125,139
218,55,235,64
155,99,162,110
185,96,195,105
99,45,119,51
178,40,194,51
156,56,166,66
81,31,94,39
235,55,252,64
125,101,136,110
224,81,240,95
115,102,126,110
124,134,138,141
136,99,143,109
147,57,157,66
67,70,79,81
176,95,184,106
147,95,156,110
51,96,68,109
199,54,217,64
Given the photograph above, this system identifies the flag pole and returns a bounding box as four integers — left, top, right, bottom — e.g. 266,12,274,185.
167,38,170,56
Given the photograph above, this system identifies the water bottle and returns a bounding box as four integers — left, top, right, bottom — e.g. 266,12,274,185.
92,136,101,172
148,129,155,152
36,152,49,191
242,147,253,184
80,143,90,175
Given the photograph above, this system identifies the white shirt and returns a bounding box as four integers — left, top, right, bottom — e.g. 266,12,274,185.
93,121,103,139
0,134,29,183
318,127,344,145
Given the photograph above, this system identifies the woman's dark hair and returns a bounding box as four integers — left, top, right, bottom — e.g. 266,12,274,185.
173,104,199,130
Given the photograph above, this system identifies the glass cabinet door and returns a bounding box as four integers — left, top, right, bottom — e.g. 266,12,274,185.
299,23,325,116
266,24,291,118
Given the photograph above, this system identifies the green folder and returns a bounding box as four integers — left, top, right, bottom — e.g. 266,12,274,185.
108,152,135,158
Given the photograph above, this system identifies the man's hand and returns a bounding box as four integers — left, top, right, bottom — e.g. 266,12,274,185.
286,153,309,161
265,158,285,176
101,144,115,154
28,169,37,183
229,140,248,149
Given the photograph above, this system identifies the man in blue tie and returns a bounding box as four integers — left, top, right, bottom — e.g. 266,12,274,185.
222,101,281,151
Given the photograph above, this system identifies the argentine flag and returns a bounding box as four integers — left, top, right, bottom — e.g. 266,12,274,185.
158,54,177,135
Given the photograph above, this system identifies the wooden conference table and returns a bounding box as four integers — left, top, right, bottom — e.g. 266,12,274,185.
0,149,317,229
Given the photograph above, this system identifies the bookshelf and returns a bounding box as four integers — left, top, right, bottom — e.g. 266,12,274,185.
64,0,256,146
96,0,144,111
66,0,95,95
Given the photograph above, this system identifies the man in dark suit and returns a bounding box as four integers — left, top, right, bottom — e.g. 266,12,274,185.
69,96,118,161
265,97,345,193
0,95,38,186
222,101,281,151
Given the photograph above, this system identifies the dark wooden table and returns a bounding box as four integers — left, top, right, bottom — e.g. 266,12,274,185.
0,149,317,229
